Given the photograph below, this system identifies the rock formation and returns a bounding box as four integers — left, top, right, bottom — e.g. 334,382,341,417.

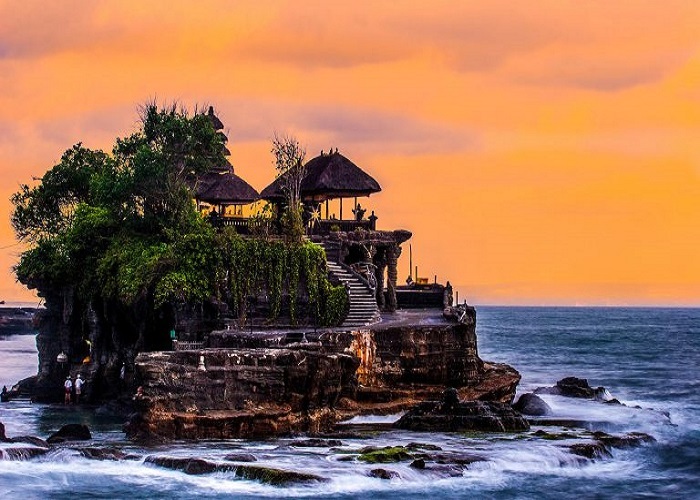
125,308,523,441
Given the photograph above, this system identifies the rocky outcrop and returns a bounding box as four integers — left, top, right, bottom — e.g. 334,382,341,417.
126,314,521,440
125,347,359,440
46,424,92,444
395,399,530,433
513,393,552,416
145,455,326,484
535,377,604,399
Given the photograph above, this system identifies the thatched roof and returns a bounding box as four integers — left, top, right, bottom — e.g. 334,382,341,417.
196,171,259,205
261,151,381,202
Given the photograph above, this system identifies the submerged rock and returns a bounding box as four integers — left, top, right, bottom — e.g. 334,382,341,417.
0,447,50,461
534,377,608,399
145,455,325,484
369,468,399,480
513,393,552,416
569,432,655,461
569,442,611,459
592,431,656,449
234,465,326,485
10,436,50,448
46,424,92,444
288,438,343,448
358,446,414,463
223,453,257,462
146,456,225,475
395,395,530,433
75,447,129,461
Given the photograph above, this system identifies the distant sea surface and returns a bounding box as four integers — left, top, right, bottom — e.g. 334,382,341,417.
1,307,698,499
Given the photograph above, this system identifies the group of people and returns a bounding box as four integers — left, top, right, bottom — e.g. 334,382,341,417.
63,374,84,404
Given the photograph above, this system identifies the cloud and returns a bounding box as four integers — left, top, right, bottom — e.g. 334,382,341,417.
214,97,478,156
0,2,121,59
501,45,694,91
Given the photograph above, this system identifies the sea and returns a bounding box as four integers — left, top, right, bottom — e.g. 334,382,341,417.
0,306,698,499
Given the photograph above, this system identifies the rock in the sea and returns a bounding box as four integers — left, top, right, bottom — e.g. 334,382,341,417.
46,424,92,444
569,442,611,459
395,395,530,433
369,468,399,480
0,447,50,461
358,446,414,463
223,453,257,462
513,393,552,416
234,465,326,485
535,377,598,398
11,436,50,448
592,431,656,449
146,456,225,475
76,447,128,461
409,458,426,469
288,438,343,448
0,421,7,441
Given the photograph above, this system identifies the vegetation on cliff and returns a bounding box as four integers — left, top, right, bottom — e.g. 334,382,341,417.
11,103,347,350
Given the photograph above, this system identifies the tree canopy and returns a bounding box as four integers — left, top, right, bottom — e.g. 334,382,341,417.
12,103,346,331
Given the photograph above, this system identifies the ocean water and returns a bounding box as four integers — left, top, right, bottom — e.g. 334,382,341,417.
0,307,698,499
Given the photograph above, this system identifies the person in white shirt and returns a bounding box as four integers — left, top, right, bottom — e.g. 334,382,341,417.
74,374,84,404
64,376,72,404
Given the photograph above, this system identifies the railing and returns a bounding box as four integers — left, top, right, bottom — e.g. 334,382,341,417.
173,341,204,351
314,219,375,234
341,261,377,292
210,216,376,235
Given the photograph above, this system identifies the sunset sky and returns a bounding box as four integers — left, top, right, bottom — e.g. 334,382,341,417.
1,1,699,306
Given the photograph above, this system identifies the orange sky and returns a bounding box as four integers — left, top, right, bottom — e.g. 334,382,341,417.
1,1,699,306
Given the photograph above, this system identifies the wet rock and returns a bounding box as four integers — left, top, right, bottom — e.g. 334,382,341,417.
532,430,578,440
430,452,487,465
0,421,6,441
592,431,656,449
288,438,343,448
395,400,530,433
358,446,414,463
145,456,227,475
0,447,50,461
76,447,128,461
10,436,50,448
513,393,552,416
569,442,612,459
234,465,325,485
46,424,92,444
604,399,624,406
593,387,614,402
535,377,597,398
406,442,442,451
223,453,257,462
369,468,399,480
410,458,425,469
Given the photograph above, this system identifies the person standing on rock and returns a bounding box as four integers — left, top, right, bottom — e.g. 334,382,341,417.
74,374,84,404
63,376,72,404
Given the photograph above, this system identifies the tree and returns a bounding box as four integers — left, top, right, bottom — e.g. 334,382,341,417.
271,133,306,243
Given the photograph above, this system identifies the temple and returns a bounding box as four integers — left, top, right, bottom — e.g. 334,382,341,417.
192,108,441,325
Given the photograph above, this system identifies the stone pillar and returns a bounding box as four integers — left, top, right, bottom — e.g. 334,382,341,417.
386,245,399,312
374,250,387,310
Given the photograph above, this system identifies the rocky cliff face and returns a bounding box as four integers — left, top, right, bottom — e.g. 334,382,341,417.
24,288,221,403
126,309,522,440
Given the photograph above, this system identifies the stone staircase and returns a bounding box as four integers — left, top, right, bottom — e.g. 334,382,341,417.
319,241,380,328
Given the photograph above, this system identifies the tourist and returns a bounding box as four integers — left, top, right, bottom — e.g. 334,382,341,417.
74,374,84,404
63,376,72,404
